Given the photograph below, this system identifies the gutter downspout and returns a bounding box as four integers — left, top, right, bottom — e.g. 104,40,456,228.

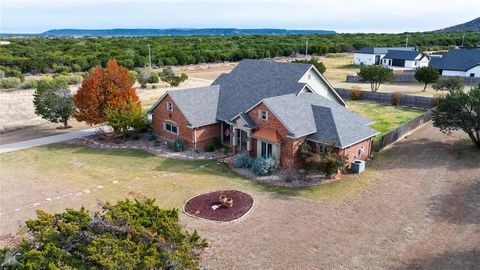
193,128,197,150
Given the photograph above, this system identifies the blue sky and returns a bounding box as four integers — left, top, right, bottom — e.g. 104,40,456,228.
1,0,478,33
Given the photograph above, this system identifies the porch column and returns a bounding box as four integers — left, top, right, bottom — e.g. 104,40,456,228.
246,130,252,151
232,127,237,146
220,122,224,145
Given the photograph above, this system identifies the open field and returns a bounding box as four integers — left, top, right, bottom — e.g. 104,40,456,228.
0,53,465,145
1,123,479,269
346,100,426,141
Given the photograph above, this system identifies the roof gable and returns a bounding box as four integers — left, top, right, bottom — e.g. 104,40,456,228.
213,59,311,121
148,85,220,128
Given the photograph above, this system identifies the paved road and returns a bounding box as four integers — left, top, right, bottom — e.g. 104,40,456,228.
0,127,109,153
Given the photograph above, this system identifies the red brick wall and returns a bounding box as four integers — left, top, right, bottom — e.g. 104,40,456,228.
151,95,194,148
194,123,221,149
247,103,304,168
338,138,372,165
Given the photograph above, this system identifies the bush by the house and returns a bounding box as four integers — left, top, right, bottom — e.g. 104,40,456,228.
168,138,186,152
0,77,21,89
104,102,147,137
392,91,401,106
0,198,208,269
350,86,362,100
252,157,277,176
320,153,348,179
298,140,312,161
204,138,222,152
159,67,188,87
234,152,253,168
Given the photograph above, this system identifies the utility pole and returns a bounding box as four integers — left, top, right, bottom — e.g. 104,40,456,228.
461,33,465,47
147,44,152,68
305,39,309,58
405,37,409,48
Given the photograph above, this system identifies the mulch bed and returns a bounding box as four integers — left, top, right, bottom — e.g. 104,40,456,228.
184,190,254,222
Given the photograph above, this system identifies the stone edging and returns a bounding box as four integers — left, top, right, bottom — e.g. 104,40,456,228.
182,191,256,223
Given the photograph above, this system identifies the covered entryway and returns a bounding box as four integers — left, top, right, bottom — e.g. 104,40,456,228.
251,127,284,164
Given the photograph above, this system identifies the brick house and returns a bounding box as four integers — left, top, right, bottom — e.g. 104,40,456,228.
149,60,378,168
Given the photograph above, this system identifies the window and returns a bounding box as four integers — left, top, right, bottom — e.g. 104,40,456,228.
357,146,365,158
470,73,475,78
307,74,312,80
164,122,178,134
261,141,273,158
167,102,173,112
259,109,268,121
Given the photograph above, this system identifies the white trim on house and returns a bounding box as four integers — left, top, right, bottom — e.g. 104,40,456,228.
258,109,268,121
300,65,347,107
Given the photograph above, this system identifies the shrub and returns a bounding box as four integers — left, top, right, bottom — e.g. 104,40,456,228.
392,91,401,106
138,69,158,88
148,71,159,84
168,138,185,152
20,79,39,89
204,138,222,152
319,153,348,179
432,92,446,107
159,67,188,87
298,140,312,160
0,77,21,89
251,157,277,176
350,86,362,100
432,76,464,91
128,70,138,86
0,66,24,82
234,152,253,168
104,102,147,136
0,198,208,269
52,74,83,85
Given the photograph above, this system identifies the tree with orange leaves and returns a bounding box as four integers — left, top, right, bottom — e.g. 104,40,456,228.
73,59,141,125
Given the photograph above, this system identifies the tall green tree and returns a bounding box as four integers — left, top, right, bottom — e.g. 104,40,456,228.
33,78,73,128
0,199,208,269
358,65,394,92
414,66,440,91
432,84,480,148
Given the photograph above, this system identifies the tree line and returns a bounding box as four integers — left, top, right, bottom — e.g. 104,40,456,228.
1,32,479,74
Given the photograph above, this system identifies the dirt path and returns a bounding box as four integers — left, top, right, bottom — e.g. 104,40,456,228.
184,123,480,269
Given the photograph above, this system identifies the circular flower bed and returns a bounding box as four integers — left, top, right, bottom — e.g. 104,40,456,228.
184,190,254,222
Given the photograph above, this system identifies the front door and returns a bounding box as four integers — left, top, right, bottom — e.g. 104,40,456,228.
237,130,248,151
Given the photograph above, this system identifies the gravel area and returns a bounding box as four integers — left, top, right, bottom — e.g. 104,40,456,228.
184,190,254,222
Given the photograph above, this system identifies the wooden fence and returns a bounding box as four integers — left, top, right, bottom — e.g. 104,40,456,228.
376,110,433,151
336,88,434,109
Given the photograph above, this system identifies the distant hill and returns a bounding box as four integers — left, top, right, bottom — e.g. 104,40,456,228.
33,28,335,37
434,17,480,33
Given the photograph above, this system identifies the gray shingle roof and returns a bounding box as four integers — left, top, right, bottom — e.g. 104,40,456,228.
356,47,415,54
383,50,422,60
164,85,220,128
212,59,311,121
260,93,378,148
429,49,480,71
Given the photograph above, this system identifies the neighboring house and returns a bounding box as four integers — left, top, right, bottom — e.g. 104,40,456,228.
353,47,415,66
429,48,480,77
381,50,429,69
149,60,378,168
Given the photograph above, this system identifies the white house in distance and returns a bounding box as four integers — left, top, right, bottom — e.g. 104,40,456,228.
381,50,429,69
353,47,415,66
429,48,480,78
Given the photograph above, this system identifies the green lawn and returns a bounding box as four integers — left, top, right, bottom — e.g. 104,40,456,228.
0,144,380,211
346,101,425,141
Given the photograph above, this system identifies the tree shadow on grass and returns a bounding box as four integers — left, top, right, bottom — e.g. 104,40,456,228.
427,180,480,225
399,250,480,270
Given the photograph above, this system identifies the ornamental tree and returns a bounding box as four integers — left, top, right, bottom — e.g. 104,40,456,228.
0,199,208,269
73,59,140,125
358,65,394,92
33,77,73,128
432,84,480,148
414,66,440,91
